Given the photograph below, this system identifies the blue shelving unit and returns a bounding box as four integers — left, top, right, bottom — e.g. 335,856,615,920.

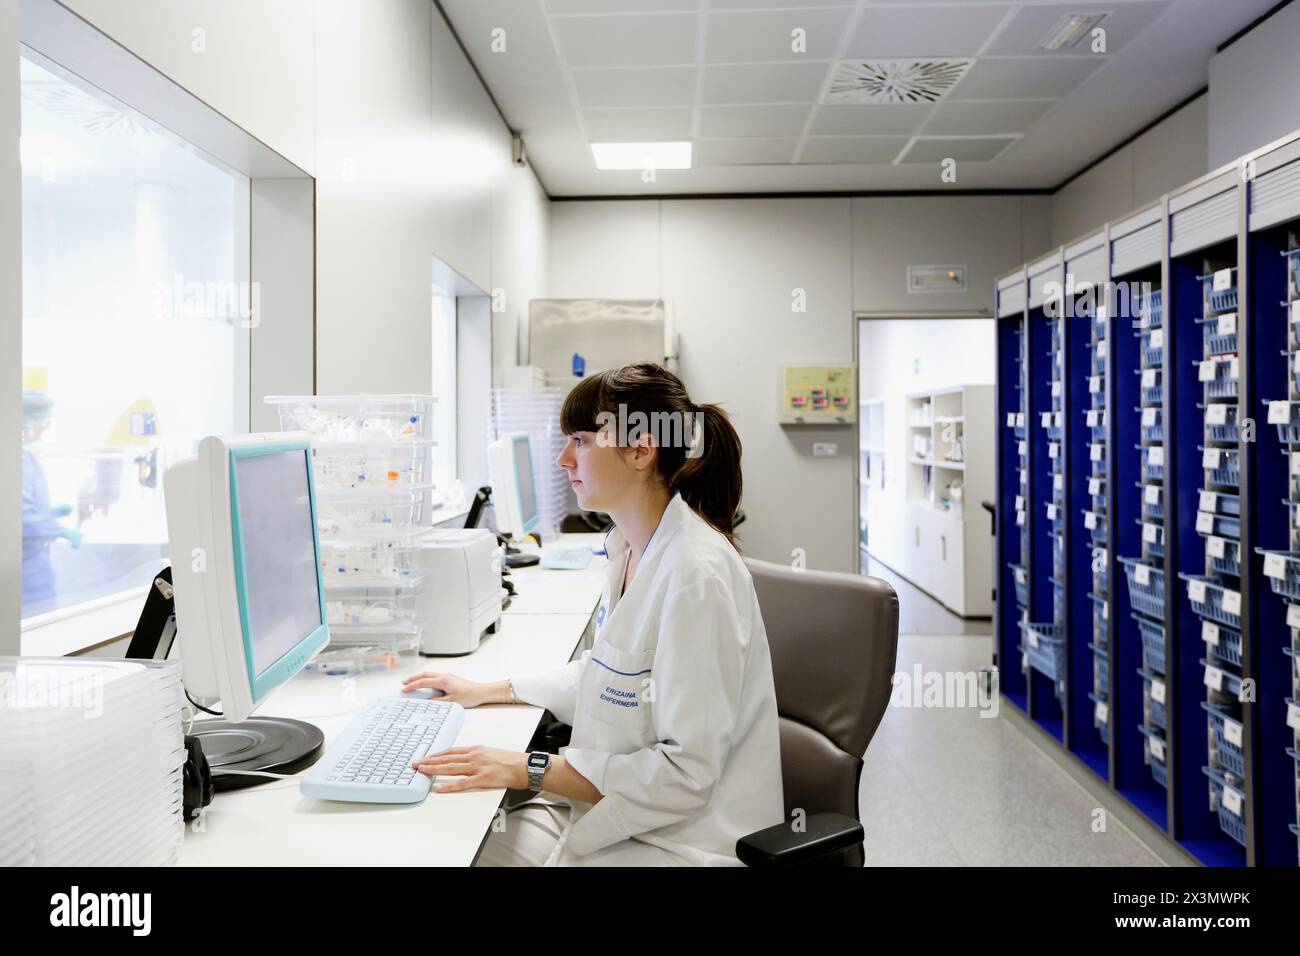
995,276,1029,714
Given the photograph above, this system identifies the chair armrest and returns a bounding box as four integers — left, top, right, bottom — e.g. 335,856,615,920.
736,812,863,867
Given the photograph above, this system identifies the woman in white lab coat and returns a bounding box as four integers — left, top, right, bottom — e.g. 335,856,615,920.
401,362,784,866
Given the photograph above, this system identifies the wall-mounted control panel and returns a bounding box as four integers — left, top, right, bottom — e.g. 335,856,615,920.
779,365,855,426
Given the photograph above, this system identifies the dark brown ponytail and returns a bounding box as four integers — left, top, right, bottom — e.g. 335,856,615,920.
560,363,744,549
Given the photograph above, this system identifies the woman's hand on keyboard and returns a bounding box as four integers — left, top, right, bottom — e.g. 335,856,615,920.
399,672,502,708
411,746,527,792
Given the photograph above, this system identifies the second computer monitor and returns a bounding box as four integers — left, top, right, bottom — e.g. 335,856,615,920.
487,432,540,540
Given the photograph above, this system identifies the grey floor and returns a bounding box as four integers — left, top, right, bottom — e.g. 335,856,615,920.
854,580,1164,865
863,553,992,636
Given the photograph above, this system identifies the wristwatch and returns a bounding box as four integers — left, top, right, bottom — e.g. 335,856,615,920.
526,751,551,792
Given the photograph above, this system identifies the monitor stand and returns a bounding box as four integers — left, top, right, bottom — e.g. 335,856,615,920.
190,717,325,792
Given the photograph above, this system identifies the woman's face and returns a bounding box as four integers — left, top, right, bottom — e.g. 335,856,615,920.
556,427,650,514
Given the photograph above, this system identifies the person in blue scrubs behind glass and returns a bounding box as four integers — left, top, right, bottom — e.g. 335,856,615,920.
21,389,81,610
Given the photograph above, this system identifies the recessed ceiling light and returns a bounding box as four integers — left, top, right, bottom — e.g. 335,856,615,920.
591,142,691,171
1038,12,1108,52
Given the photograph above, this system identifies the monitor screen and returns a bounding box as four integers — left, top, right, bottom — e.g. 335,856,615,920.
513,436,538,526
232,449,323,678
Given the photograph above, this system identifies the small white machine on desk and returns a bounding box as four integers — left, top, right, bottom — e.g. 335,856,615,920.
413,528,505,655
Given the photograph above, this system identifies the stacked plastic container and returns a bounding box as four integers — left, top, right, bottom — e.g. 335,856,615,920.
489,387,569,540
1256,246,1300,862
0,657,185,865
1122,285,1170,788
267,395,438,654
1086,303,1111,744
1020,315,1066,696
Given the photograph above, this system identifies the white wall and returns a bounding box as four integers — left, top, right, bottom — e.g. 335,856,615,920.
1209,1,1300,170
551,196,1042,572
1,0,21,654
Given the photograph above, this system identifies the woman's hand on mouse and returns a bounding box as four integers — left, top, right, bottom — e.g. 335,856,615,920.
399,672,510,708
411,746,527,792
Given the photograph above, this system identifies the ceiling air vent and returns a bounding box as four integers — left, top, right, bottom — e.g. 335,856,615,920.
824,59,973,105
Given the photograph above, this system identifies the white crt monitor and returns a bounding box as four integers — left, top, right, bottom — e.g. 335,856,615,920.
164,434,329,721
486,432,540,539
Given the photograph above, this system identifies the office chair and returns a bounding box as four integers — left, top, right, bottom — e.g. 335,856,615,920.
735,557,900,867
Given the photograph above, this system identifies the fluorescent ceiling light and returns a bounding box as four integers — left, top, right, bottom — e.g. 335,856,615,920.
1038,12,1107,51
591,142,691,171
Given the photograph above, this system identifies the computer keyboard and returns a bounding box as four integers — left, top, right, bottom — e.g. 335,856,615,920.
540,543,595,570
299,695,464,803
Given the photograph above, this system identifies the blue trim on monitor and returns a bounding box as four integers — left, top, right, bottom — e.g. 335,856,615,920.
227,439,330,706
511,433,540,536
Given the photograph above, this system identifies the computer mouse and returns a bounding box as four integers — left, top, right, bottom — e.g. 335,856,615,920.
400,687,444,699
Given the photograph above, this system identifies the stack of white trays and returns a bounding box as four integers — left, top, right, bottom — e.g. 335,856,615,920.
490,387,569,540
0,657,185,865
266,394,438,654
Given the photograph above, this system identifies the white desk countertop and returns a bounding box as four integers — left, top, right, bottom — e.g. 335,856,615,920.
177,536,606,867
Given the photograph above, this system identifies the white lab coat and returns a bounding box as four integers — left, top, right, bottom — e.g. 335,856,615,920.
510,492,784,866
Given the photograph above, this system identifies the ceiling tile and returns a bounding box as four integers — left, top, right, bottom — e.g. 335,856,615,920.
547,0,696,13
706,0,854,8
900,136,1019,163
949,56,1105,100
699,104,812,138
923,98,1056,135
799,137,910,165
844,4,1014,58
811,103,934,136
700,62,831,105
552,14,698,68
573,67,697,109
583,108,693,141
983,2,1171,57
704,8,853,63
695,138,799,166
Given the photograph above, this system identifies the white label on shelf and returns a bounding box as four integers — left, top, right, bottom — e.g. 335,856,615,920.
1103,601,1109,620
1143,368,1158,387
1084,511,1097,530
1016,510,1026,527
1142,407,1158,426
1091,444,1104,462
1221,785,1243,818
1204,665,1223,691
1293,300,1300,325
1295,352,1300,374
1287,700,1300,730
1042,411,1053,428
1203,447,1222,468
1229,357,1239,380
1088,376,1101,394
1047,503,1059,520
1135,564,1151,586
1207,536,1226,559
1149,736,1165,762
1222,589,1241,616
1054,473,1064,491
1089,478,1101,496
1145,485,1160,504
1095,700,1109,724
1149,446,1164,466
1049,442,1060,459
1199,360,1216,382
1150,329,1164,349
1217,312,1237,335
1053,380,1062,397
1022,651,1029,671
1007,412,1016,427
1151,679,1166,704
1213,268,1232,292
1086,409,1099,427
1098,339,1108,358
1014,566,1026,583
1196,511,1215,534
1203,621,1220,645
1291,452,1300,475
1027,629,1039,648
1206,403,1228,425
1143,522,1159,543
1264,552,1287,579
1200,490,1218,512
1016,412,1025,428
1188,579,1207,603
1288,604,1300,629
1055,411,1064,427
1015,495,1025,511
1223,718,1243,748
1018,440,1027,456
1268,400,1291,425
